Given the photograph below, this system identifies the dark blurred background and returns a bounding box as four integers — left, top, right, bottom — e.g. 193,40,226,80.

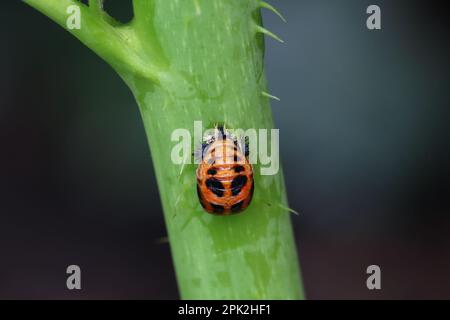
1,0,449,299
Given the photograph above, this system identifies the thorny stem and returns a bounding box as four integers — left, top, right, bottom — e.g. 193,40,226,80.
23,0,304,299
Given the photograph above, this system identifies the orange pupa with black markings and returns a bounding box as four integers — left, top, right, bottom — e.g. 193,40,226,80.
196,126,254,215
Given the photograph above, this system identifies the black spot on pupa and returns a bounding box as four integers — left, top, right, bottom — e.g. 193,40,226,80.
234,165,245,173
207,168,217,175
231,175,247,196
205,178,224,197
211,203,225,213
231,200,244,213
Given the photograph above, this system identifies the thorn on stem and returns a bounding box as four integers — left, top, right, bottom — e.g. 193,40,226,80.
255,25,284,43
277,203,300,216
262,91,281,101
260,1,287,23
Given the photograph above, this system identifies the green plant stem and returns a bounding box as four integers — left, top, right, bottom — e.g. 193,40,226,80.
23,0,304,299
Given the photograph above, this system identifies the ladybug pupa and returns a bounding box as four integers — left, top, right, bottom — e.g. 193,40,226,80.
195,126,254,215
